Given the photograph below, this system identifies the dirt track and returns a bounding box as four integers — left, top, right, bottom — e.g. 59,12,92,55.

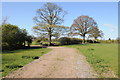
5,47,98,78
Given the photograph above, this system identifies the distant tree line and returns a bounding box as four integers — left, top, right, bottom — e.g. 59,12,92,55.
2,23,32,50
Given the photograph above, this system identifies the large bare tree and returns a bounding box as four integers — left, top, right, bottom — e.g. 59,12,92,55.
70,15,98,43
33,2,67,45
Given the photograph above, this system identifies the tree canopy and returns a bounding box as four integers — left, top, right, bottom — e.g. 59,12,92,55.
70,15,98,43
33,2,67,45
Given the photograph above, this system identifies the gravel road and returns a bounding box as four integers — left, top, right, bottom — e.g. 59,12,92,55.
5,47,98,78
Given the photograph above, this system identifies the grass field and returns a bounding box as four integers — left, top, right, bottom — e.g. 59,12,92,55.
65,43,118,77
2,47,51,77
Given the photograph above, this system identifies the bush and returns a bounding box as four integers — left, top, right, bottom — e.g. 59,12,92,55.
59,37,71,45
70,38,82,44
2,24,32,50
87,40,100,43
42,44,48,46
59,37,82,45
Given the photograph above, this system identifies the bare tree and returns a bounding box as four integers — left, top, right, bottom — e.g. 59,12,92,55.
88,27,104,40
33,2,67,45
70,15,98,43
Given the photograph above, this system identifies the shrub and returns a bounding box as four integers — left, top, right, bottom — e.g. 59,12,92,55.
70,38,82,44
59,37,82,45
42,44,48,46
59,37,71,45
87,40,100,43
2,24,32,50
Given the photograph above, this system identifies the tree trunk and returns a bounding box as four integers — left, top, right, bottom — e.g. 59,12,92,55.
94,37,97,43
82,35,85,44
48,31,52,46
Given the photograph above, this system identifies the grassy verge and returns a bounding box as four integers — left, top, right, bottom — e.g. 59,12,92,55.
2,47,51,77
64,43,118,77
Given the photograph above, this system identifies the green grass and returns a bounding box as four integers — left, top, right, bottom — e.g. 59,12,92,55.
2,48,51,77
64,43,118,77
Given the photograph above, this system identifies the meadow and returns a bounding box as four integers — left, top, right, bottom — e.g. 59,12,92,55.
65,43,118,77
2,47,51,77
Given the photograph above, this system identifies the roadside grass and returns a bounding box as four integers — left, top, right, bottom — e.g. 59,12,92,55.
64,43,118,77
2,47,51,77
